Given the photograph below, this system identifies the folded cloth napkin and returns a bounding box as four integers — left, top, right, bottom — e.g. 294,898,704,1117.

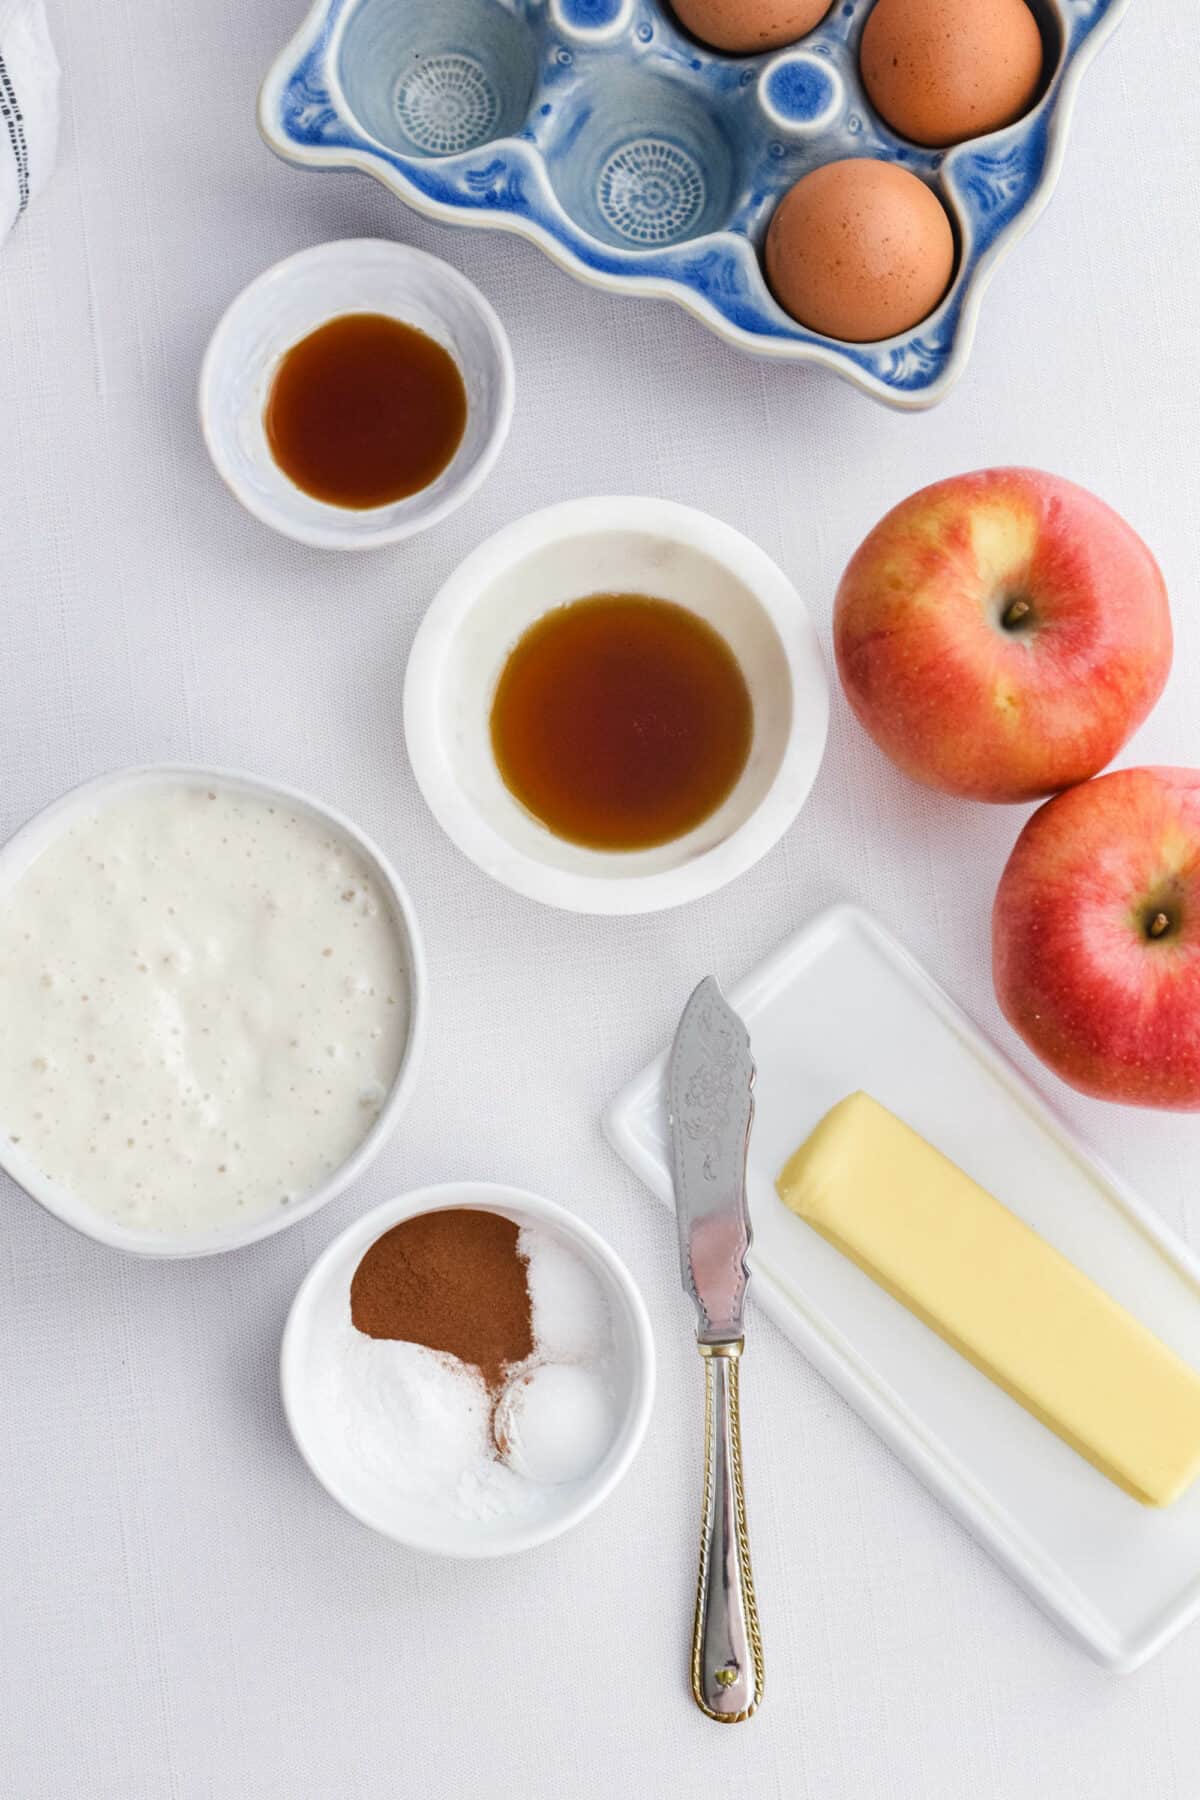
0,0,58,254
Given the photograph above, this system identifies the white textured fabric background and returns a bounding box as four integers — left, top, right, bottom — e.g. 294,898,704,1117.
1,2,1198,1795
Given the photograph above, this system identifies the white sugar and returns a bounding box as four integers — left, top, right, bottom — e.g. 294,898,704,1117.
317,1319,532,1520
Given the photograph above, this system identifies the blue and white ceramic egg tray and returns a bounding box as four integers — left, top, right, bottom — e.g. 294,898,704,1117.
260,0,1128,409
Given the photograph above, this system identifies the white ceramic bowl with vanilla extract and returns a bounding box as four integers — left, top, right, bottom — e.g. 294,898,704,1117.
199,239,514,549
403,496,829,913
282,1182,656,1556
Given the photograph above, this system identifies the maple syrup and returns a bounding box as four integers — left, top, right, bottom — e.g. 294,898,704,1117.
490,593,754,852
264,312,467,509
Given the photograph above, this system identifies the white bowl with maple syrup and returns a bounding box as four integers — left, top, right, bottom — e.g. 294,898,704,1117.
199,239,514,550
403,497,829,914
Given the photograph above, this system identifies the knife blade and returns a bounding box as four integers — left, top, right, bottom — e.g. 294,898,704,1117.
667,976,763,1723
668,974,755,1345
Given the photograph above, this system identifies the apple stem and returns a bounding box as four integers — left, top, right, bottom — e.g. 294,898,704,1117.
1148,911,1172,940
1001,596,1033,630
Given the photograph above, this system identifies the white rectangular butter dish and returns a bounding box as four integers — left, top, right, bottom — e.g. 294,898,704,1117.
604,903,1200,1671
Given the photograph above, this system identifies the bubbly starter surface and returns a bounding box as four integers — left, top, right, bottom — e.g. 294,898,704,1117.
0,785,410,1235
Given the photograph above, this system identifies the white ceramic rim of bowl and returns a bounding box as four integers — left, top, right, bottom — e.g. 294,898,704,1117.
197,239,515,549
280,1181,657,1556
403,495,829,914
0,764,427,1259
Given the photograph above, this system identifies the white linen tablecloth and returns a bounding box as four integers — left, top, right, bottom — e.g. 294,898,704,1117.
2,2,1199,1795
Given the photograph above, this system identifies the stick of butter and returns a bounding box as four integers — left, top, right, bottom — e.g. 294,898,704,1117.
776,1091,1200,1506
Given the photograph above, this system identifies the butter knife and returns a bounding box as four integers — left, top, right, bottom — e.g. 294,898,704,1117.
668,976,763,1724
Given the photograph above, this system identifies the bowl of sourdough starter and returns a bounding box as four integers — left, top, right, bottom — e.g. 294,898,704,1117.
0,766,425,1256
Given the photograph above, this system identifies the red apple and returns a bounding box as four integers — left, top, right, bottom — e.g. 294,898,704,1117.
993,768,1200,1108
835,469,1171,802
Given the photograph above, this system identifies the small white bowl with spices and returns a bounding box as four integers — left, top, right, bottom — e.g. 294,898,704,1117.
199,239,514,549
281,1182,656,1556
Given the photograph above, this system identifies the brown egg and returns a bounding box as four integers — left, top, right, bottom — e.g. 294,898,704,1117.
764,158,955,342
671,0,831,55
861,0,1044,148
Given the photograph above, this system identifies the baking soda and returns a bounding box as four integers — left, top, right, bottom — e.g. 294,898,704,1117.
495,1362,615,1486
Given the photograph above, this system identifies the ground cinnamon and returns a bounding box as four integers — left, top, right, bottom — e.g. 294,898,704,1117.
350,1208,533,1391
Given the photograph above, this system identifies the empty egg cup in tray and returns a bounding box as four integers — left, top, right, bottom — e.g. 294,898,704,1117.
260,0,1128,409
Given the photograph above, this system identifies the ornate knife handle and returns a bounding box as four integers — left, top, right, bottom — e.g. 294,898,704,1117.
692,1341,763,1722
